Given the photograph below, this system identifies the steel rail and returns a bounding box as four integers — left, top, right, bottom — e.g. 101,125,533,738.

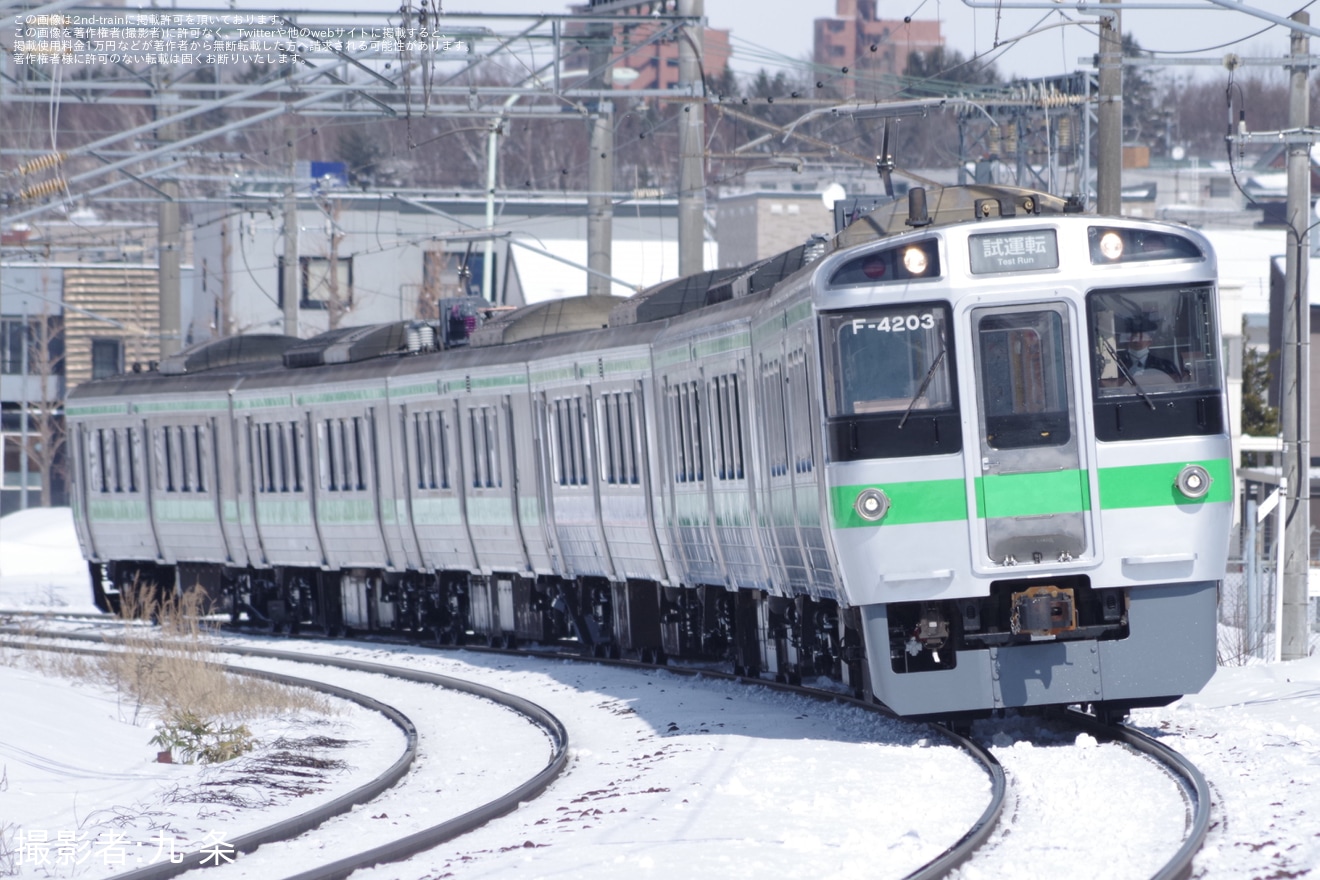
1,629,571,880
364,635,1008,880
5,614,998,879
0,637,419,880
1065,707,1212,880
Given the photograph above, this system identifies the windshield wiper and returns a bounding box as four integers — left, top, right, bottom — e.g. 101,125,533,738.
899,348,946,429
1101,337,1157,411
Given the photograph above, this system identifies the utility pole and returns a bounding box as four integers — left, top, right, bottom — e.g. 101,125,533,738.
19,300,29,511
282,109,299,337
1280,11,1312,661
157,71,182,357
1096,0,1123,215
676,0,705,275
586,18,614,298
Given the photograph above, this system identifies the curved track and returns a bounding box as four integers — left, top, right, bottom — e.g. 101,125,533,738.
1065,708,1212,880
0,629,570,880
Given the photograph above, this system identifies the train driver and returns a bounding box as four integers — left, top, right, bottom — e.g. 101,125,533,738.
1110,316,1185,385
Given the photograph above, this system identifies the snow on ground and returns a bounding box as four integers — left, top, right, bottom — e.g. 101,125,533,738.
2,507,1319,879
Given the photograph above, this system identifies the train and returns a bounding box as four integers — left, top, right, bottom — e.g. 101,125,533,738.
66,184,1232,719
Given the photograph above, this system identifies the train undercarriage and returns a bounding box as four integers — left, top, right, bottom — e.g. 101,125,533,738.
89,561,871,696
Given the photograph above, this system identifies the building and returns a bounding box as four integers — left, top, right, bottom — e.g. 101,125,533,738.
191,192,713,344
569,1,730,92
813,0,942,98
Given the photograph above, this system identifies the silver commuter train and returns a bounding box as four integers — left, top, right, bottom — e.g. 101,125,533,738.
66,185,1232,718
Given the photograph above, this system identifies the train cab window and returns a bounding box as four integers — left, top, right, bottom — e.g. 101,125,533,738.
823,305,952,417
1088,285,1223,441
976,310,1072,450
820,304,960,460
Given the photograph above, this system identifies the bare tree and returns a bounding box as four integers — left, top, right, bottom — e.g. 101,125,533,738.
26,310,66,507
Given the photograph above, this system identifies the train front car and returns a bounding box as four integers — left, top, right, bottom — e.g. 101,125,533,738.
818,197,1230,719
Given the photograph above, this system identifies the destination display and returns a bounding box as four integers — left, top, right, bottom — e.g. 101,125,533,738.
968,229,1059,274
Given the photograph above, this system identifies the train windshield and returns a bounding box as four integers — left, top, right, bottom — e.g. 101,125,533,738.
1089,285,1221,398
821,304,953,418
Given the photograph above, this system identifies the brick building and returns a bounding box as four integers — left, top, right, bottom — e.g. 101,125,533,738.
814,0,942,97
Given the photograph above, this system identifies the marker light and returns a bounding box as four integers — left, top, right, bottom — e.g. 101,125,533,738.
1175,464,1212,500
1098,231,1124,261
855,488,890,522
902,246,929,275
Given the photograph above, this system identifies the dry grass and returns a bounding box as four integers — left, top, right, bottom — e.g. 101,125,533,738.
101,584,329,727
4,580,332,763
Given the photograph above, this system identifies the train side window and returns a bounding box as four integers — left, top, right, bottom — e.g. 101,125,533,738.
710,379,727,480
127,427,141,493
265,423,277,493
599,395,617,485
554,396,588,487
290,421,304,492
731,376,745,479
87,428,102,494
761,359,788,477
195,426,208,494
337,420,350,491
414,412,431,490
668,385,686,483
276,422,289,493
574,398,588,486
485,406,502,489
469,408,484,488
163,426,178,492
109,428,122,492
437,412,450,489
353,417,367,491
551,399,566,486
624,391,639,485
791,352,815,474
317,420,333,491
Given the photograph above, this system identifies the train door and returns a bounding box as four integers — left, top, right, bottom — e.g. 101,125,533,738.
970,303,1091,567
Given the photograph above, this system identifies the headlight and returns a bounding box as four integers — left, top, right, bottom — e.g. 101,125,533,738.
855,488,890,521
901,246,929,275
1097,230,1124,261
1175,465,1212,499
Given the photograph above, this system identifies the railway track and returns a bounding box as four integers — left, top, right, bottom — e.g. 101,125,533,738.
946,706,1211,880
2,613,1207,879
0,626,569,880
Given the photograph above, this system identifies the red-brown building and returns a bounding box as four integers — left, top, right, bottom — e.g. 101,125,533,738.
611,19,730,90
571,2,730,91
814,0,942,97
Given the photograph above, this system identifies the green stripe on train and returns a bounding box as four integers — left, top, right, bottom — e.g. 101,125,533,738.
829,458,1231,528
975,469,1091,519
1097,458,1233,508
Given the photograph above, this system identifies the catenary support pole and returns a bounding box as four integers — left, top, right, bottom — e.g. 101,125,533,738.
1096,0,1122,215
1280,11,1311,661
586,18,614,298
282,110,300,337
677,0,705,275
